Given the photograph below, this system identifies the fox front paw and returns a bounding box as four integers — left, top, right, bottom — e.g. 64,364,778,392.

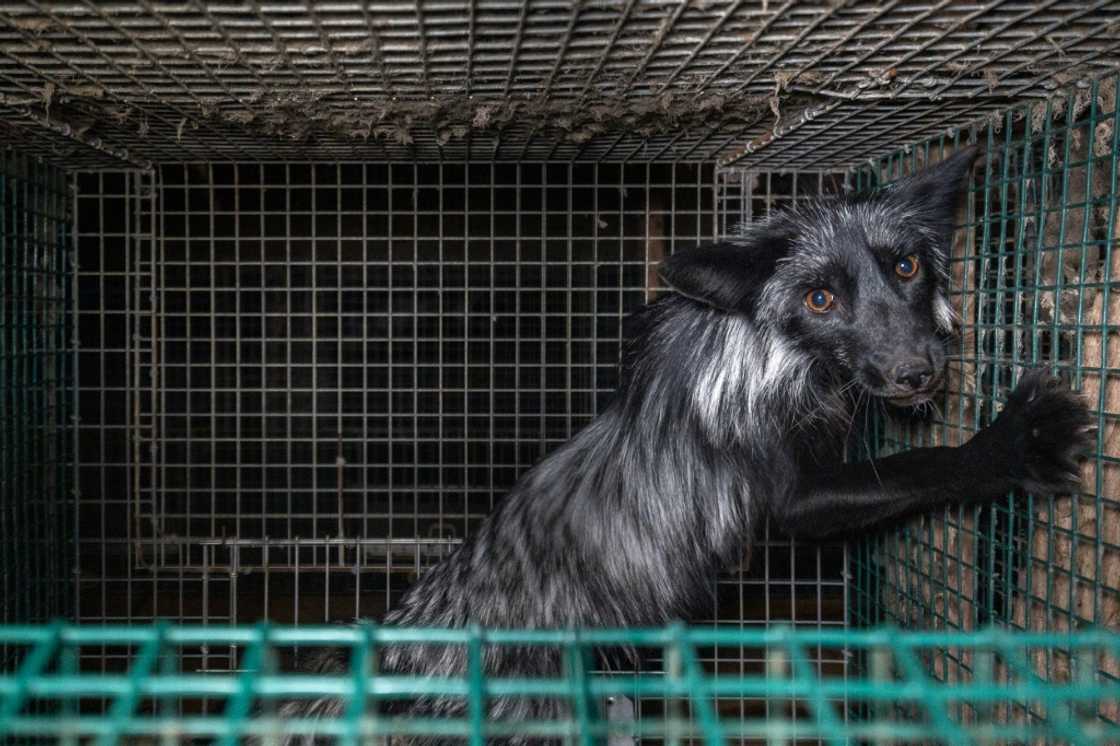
985,369,1094,495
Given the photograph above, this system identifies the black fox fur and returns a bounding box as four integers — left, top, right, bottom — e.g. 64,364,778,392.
273,146,1093,743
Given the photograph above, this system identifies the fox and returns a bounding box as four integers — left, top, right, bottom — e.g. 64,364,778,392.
272,145,1093,744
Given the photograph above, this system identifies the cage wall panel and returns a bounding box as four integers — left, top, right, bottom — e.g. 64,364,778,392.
72,163,848,692
851,77,1120,724
74,170,172,643
0,151,73,649
141,162,717,587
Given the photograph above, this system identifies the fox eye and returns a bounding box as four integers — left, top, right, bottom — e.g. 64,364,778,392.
804,288,835,314
895,254,920,279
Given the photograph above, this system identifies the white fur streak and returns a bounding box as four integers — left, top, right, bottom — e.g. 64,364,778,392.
934,290,958,334
691,315,752,435
690,315,812,446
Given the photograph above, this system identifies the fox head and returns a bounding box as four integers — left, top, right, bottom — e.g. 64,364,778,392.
659,146,980,405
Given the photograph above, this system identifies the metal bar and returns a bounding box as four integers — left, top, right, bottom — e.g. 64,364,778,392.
98,624,165,746
218,624,268,746
0,621,61,730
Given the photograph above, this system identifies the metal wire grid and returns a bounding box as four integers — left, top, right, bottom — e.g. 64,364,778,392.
69,162,849,700
72,169,160,671
850,76,1120,725
0,151,74,656
715,168,850,234
0,2,1118,169
1,625,1118,744
140,162,714,570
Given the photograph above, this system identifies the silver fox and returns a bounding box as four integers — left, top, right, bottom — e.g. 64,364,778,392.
272,147,1091,744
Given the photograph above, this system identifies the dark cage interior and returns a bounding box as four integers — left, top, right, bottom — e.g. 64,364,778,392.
73,161,848,671
0,1,1118,742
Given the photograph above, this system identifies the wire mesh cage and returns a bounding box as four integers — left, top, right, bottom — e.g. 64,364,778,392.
1,0,1119,742
0,624,1117,744
72,161,850,688
0,151,73,648
850,77,1120,722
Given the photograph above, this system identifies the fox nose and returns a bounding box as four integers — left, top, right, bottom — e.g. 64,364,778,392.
892,360,933,389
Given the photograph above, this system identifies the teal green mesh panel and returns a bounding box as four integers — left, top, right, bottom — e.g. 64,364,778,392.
0,624,1115,744
0,152,74,655
850,77,1120,721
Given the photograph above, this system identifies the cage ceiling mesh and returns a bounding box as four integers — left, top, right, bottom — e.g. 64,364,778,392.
0,1,1118,169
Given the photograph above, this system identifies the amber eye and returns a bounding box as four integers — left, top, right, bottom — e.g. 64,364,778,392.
895,254,920,279
804,288,835,314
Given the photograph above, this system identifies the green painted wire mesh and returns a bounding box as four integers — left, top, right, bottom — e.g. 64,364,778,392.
0,624,1116,745
850,76,1120,721
0,153,74,653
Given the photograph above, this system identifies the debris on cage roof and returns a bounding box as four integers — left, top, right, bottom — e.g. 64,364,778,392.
0,1,1117,170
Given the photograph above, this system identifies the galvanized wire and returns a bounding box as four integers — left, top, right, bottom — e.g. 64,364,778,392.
68,164,851,718
0,2,1117,167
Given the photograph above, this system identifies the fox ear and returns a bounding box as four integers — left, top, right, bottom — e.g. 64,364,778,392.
891,144,981,248
658,244,756,312
659,231,791,313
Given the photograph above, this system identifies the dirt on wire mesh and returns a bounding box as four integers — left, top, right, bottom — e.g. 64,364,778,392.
192,88,798,146
228,90,732,144
14,83,809,151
